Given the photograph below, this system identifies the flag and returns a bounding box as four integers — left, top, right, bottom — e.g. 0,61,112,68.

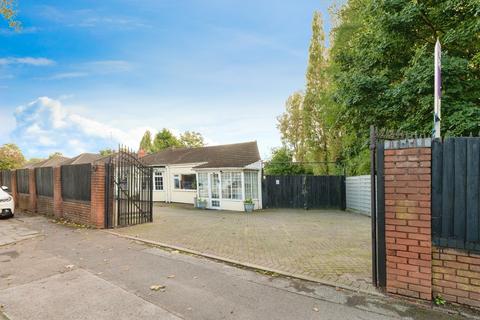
434,39,441,138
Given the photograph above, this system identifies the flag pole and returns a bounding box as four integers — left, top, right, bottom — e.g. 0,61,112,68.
433,39,441,138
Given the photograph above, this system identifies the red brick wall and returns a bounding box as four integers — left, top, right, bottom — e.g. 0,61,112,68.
28,168,37,213
37,196,54,216
10,170,17,210
90,164,105,228
17,193,30,212
433,247,480,308
384,146,432,300
11,164,107,226
53,166,63,218
62,200,92,225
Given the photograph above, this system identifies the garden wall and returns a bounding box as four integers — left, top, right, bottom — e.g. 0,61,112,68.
9,163,107,228
382,137,480,309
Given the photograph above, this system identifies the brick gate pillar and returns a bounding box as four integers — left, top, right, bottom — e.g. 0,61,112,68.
90,164,106,228
53,166,63,218
28,168,37,213
11,170,18,209
384,139,432,300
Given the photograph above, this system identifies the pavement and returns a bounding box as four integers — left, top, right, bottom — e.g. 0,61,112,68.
0,214,477,320
0,218,39,246
113,204,373,292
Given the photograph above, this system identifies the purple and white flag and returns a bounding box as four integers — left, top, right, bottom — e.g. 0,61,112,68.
434,39,441,138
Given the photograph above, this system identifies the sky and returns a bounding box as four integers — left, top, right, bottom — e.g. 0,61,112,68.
0,0,334,159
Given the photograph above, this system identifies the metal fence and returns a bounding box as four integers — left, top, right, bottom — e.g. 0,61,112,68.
346,175,371,216
16,169,29,194
61,164,91,201
0,170,12,190
262,175,346,209
432,137,480,252
36,167,54,197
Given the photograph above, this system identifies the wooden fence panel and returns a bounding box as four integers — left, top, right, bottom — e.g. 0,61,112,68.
0,170,12,190
36,167,54,197
433,137,480,251
61,164,91,201
16,169,29,194
466,139,480,243
262,175,345,210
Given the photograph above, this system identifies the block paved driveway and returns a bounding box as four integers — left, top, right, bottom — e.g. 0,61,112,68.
114,204,374,292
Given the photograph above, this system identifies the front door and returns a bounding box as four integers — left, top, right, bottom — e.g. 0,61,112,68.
210,172,221,209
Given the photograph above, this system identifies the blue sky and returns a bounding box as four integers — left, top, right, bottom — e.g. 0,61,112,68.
0,0,334,159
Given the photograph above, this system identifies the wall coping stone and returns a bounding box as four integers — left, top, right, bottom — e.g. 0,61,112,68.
384,138,432,149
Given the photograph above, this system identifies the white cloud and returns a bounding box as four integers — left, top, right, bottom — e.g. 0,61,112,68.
37,5,150,29
83,60,132,73
0,27,40,35
45,72,89,80
41,60,131,81
0,57,55,66
12,97,154,157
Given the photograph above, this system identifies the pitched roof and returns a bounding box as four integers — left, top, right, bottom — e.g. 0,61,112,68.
61,153,102,165
21,156,70,169
142,141,261,169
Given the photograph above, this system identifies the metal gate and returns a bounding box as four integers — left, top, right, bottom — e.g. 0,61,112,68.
369,126,387,289
105,146,153,228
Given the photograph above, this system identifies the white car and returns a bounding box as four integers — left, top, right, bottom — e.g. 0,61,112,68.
0,186,14,218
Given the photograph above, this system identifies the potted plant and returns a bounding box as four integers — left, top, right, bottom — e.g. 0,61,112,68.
196,197,207,209
244,198,255,213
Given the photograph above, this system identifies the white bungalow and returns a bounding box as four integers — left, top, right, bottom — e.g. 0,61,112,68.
141,141,262,211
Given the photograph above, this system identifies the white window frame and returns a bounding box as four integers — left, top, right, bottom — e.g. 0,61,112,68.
244,171,259,200
173,175,180,189
221,171,242,200
174,174,197,190
197,172,209,198
153,169,164,191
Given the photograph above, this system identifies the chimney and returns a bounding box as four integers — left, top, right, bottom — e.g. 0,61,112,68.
138,148,146,158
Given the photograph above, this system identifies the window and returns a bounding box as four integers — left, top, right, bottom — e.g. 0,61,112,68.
244,171,259,200
153,169,164,191
174,175,180,189
198,173,208,198
221,172,242,199
174,174,197,190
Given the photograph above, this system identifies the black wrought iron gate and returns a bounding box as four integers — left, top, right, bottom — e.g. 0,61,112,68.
105,146,153,228
370,126,387,289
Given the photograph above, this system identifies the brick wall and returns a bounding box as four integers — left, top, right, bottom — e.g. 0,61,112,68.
28,168,37,213
11,164,107,228
90,164,106,228
37,196,54,216
384,144,432,301
53,166,63,218
432,247,480,308
62,200,92,226
10,170,17,210
17,193,30,212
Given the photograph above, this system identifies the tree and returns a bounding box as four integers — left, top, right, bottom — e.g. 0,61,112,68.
152,128,181,152
48,152,63,159
0,143,25,169
179,131,205,148
328,0,480,173
277,92,307,162
1,0,20,29
303,10,332,174
139,130,153,153
99,148,115,156
263,147,311,175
